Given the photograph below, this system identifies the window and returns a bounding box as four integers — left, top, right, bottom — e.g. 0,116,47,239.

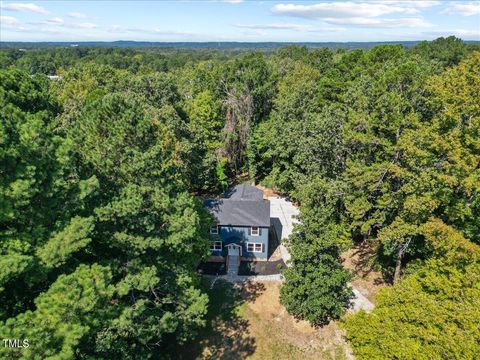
210,225,218,234
251,226,260,236
210,241,222,251
247,242,263,253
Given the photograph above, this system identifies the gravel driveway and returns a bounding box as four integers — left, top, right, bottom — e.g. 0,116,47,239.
268,196,300,264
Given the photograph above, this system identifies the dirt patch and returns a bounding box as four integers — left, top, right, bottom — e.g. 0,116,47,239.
178,279,352,360
255,184,282,199
238,281,352,360
342,242,388,303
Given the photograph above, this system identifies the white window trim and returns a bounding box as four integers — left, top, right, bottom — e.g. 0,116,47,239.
210,225,219,234
246,242,263,253
210,241,222,251
251,226,260,236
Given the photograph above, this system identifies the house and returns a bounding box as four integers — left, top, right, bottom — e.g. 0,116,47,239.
204,184,270,263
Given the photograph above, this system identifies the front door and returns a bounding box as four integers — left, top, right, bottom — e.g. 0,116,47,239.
227,244,241,256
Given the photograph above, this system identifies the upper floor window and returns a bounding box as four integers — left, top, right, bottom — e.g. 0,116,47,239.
210,225,219,234
251,226,259,236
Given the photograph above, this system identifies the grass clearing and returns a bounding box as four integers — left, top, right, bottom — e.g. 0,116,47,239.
177,279,352,360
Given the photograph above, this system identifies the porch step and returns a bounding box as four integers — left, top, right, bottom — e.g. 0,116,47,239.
227,255,239,275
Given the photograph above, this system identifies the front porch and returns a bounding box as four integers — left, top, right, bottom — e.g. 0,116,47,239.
199,225,286,276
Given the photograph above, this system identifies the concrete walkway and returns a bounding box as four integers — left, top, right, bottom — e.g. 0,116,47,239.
206,273,283,283
227,255,239,275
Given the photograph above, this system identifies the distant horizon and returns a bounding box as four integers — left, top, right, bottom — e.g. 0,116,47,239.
2,37,479,44
1,1,479,42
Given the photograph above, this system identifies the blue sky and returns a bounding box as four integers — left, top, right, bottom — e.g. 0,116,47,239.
1,1,479,42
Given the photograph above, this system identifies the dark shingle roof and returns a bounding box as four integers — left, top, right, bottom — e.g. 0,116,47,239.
204,185,270,227
224,183,264,200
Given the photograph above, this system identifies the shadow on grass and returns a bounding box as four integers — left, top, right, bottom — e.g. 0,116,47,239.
239,280,265,303
175,279,265,359
348,241,391,285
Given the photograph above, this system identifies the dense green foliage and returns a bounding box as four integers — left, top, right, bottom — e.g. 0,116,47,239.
340,51,480,359
343,220,480,359
1,67,211,359
280,179,353,325
1,36,479,358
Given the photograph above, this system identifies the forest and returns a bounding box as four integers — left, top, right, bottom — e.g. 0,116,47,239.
0,36,479,359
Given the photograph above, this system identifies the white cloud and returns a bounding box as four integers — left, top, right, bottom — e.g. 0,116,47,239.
441,2,480,16
29,17,64,25
234,23,345,32
270,2,436,29
0,2,49,14
0,14,29,30
271,2,418,19
325,16,432,28
1,15,19,25
374,1,440,9
29,18,97,29
46,17,64,24
0,16,29,32
68,12,87,19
